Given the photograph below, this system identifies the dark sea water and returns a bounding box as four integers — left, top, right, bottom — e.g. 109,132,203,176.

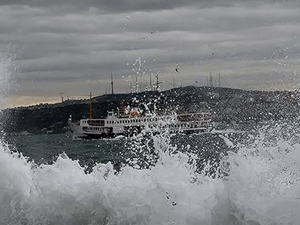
2,121,300,225
4,131,237,173
5,133,128,169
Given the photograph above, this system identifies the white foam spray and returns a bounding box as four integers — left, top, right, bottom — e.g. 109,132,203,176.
0,50,18,107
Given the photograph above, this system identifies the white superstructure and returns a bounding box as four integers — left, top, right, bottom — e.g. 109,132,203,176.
68,108,212,139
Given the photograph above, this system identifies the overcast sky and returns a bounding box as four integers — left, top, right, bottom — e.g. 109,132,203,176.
0,0,300,107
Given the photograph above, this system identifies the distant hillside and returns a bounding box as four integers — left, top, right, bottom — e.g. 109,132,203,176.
0,86,299,134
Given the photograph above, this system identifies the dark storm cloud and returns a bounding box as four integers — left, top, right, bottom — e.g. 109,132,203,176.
0,0,231,12
1,0,300,106
1,0,300,14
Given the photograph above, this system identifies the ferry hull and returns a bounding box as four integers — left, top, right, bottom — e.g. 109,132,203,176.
74,133,116,139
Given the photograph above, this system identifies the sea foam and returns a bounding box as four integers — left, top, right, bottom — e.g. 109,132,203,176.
1,123,300,224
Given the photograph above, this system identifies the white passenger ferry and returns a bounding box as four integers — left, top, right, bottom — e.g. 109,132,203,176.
68,107,212,139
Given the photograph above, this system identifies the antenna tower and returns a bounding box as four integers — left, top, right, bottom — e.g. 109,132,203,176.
60,92,64,103
111,71,114,94
155,72,162,91
89,92,93,119
149,72,152,91
135,74,139,93
209,72,213,87
173,75,175,88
